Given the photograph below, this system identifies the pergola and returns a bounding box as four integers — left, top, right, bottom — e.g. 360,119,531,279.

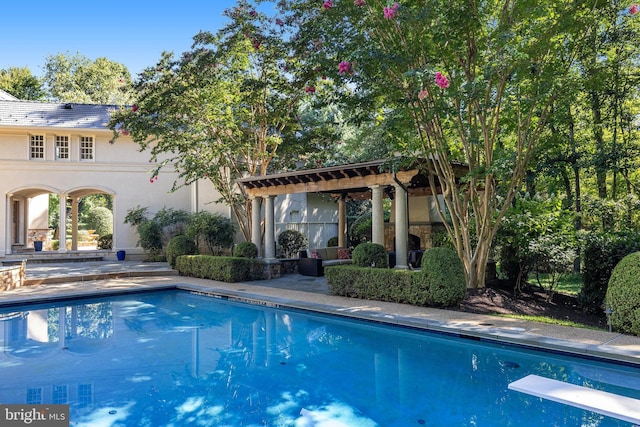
237,159,467,269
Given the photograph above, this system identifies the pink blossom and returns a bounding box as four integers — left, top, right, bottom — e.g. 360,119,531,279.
435,72,450,89
276,18,284,26
630,4,639,14
338,61,352,74
249,10,257,16
418,89,428,101
131,104,139,112
383,3,400,19
322,0,333,9
120,129,130,136
354,0,365,5
305,86,316,93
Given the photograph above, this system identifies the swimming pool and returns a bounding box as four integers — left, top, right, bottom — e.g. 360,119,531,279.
0,289,638,426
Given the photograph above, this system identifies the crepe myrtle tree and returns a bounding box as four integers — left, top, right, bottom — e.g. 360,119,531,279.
283,0,627,288
109,0,309,240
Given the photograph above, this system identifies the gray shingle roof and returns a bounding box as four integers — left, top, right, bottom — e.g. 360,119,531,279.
0,100,117,130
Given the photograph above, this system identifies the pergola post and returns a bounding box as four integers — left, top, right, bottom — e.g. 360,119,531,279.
371,185,385,247
251,196,262,258
394,184,408,269
263,195,276,259
337,195,347,247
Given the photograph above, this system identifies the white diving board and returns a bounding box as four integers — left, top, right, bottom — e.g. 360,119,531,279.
509,374,640,425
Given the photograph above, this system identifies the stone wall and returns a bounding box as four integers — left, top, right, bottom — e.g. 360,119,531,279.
0,261,26,291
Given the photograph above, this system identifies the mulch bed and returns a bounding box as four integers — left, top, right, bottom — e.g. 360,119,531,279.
451,280,608,329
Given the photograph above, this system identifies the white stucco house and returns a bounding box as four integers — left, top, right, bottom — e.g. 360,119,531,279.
0,89,342,261
0,90,230,260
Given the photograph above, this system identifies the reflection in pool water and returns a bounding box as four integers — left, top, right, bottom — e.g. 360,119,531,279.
0,290,638,426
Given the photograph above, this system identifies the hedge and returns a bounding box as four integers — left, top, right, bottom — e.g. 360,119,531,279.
325,264,463,307
176,255,264,283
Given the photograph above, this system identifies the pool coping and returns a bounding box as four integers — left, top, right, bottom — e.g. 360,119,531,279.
2,277,639,367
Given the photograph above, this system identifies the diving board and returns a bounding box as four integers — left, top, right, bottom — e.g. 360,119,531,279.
509,374,640,424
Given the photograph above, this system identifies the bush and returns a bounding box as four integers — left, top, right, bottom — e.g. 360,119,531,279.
234,242,258,258
580,231,640,312
327,236,339,247
352,243,388,268
97,234,112,250
166,235,198,269
137,221,163,257
420,247,467,306
605,252,640,335
186,211,234,255
85,206,113,237
278,230,307,258
176,255,264,282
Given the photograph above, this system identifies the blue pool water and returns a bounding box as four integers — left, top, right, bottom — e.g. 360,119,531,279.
0,289,639,426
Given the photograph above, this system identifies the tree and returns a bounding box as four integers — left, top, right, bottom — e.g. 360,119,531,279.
0,67,45,100
43,52,134,104
110,0,307,240
285,0,618,289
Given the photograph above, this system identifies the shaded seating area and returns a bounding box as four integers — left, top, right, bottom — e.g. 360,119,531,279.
237,158,467,272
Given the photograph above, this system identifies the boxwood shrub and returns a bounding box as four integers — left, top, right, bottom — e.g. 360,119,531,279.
176,255,264,283
166,235,198,269
351,242,388,268
420,247,466,306
326,262,462,307
605,252,640,335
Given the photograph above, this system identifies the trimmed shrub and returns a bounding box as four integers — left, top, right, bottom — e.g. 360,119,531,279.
85,206,113,237
352,243,388,268
580,231,640,312
176,255,264,282
166,235,198,269
327,236,338,247
97,234,112,250
420,247,467,306
234,242,258,258
605,252,640,335
326,265,420,303
186,211,234,255
278,230,307,258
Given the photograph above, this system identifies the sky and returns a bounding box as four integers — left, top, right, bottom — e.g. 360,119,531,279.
1,1,239,78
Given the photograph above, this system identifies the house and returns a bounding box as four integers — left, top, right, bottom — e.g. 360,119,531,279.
0,90,341,261
0,90,228,260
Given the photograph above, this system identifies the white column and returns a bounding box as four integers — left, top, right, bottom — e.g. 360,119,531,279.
251,197,262,258
4,194,12,255
337,196,347,247
371,185,385,247
71,198,79,251
263,195,276,259
58,194,67,252
394,184,408,269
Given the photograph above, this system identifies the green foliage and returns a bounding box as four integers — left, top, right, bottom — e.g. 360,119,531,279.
42,53,134,104
349,213,372,246
605,252,640,335
84,206,113,237
420,248,467,306
176,255,264,283
278,230,307,258
136,221,163,257
109,0,307,241
0,67,45,100
233,242,258,259
186,211,235,255
124,206,149,227
351,243,388,268
97,234,112,250
326,263,462,308
166,235,198,269
496,194,576,289
580,231,640,312
528,234,577,302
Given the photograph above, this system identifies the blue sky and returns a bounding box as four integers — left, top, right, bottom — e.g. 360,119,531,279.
1,1,238,78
